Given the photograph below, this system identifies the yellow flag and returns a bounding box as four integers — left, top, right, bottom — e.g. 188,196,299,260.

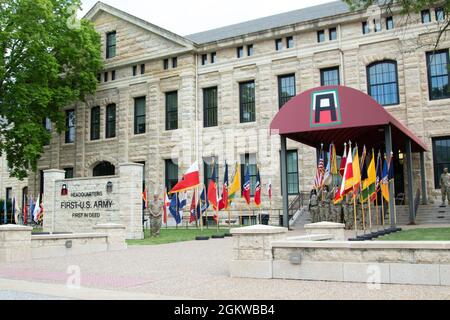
352,147,361,195
228,164,241,202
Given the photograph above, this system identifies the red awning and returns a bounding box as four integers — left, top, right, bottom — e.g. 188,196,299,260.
270,86,427,153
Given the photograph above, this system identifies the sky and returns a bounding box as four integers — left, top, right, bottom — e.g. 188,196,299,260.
79,0,334,36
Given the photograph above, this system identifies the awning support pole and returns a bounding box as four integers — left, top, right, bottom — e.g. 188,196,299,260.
405,139,415,224
384,125,396,228
420,151,428,205
280,136,289,229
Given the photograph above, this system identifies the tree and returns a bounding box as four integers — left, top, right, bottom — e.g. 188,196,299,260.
344,1,450,49
0,0,102,179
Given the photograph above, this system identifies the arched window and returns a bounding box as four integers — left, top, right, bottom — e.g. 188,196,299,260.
93,161,115,177
367,61,399,106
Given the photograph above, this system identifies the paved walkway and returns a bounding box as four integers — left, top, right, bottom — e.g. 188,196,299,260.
1,227,450,300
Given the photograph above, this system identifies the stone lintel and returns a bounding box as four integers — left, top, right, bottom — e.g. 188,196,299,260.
304,222,346,229
230,224,288,235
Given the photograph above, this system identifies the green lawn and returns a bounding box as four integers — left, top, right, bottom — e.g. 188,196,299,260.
378,228,450,241
127,228,231,246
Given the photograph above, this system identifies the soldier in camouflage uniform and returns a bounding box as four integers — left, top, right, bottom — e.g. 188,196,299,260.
309,189,319,223
329,186,341,223
319,186,331,222
148,193,163,237
440,168,450,207
343,194,354,230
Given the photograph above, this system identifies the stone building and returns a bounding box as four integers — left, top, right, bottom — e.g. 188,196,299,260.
3,1,450,213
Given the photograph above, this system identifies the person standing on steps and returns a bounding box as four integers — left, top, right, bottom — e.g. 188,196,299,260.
440,167,450,207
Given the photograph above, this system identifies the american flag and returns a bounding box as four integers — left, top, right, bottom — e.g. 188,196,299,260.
314,150,325,189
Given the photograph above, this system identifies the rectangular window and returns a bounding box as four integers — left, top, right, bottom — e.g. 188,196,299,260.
64,168,74,179
286,36,294,48
172,57,177,68
106,31,116,59
140,64,145,74
329,28,337,41
5,188,12,202
278,74,296,109
237,46,244,58
436,7,445,22
203,87,218,128
422,9,431,23
275,38,283,51
321,67,341,86
134,96,146,135
240,153,257,197
163,59,169,70
239,81,256,123
386,16,394,30
317,30,325,43
287,150,299,195
132,65,137,76
111,70,116,81
211,52,217,64
432,137,450,189
203,159,219,190
362,21,370,34
90,106,100,141
104,72,108,82
426,49,450,100
97,73,101,83
165,160,178,191
247,44,254,56
166,91,178,130
65,110,75,143
106,103,116,139
201,54,208,65
374,19,382,32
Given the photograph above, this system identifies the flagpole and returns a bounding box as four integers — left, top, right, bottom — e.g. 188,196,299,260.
368,194,373,234
197,185,202,232
361,195,366,234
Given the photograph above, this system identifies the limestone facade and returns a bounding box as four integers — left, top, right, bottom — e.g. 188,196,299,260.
2,2,450,212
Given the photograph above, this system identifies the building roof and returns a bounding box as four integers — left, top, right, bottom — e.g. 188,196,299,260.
185,1,351,44
270,86,427,153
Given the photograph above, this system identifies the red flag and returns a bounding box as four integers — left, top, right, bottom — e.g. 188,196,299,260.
268,179,272,201
242,166,251,205
218,163,229,211
23,204,28,226
207,164,219,211
142,187,148,209
169,162,200,194
339,144,347,177
254,168,261,207
189,191,197,223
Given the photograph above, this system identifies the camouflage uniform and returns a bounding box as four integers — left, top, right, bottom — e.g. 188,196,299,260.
320,189,332,222
148,199,163,237
309,193,319,223
343,195,354,230
329,188,341,223
440,169,450,206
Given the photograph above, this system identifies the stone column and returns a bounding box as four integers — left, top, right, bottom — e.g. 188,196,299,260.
230,225,288,279
119,163,144,240
93,223,127,251
43,169,66,233
0,225,33,263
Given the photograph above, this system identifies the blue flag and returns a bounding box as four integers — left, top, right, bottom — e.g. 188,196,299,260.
196,188,209,219
3,200,7,224
388,154,395,181
169,194,181,225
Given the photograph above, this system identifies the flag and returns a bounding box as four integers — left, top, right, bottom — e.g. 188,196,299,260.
388,153,395,181
339,144,347,177
37,202,44,224
242,166,251,205
196,187,209,219
362,150,377,202
360,146,368,182
3,199,7,224
23,199,28,226
169,194,182,225
268,179,272,202
169,161,200,194
142,187,148,209
163,189,170,224
207,163,219,211
13,197,19,224
189,191,197,223
323,147,332,186
314,149,325,189
352,146,362,197
178,192,187,221
381,156,390,202
254,167,261,207
375,152,382,194
33,195,41,223
228,164,241,204
335,145,354,203
218,162,229,211
330,143,338,175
